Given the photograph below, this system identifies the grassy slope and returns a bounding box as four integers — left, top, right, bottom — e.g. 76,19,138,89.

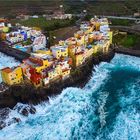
113,33,140,48
11,17,76,31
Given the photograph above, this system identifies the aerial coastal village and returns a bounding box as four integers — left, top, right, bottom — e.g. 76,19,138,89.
0,17,112,88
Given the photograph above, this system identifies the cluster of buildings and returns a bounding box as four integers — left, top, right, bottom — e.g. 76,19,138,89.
0,17,112,88
0,24,46,53
16,11,72,21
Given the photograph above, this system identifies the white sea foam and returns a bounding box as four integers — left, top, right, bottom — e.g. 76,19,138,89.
0,54,140,140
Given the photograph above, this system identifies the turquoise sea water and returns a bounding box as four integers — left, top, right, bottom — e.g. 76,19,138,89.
0,54,140,140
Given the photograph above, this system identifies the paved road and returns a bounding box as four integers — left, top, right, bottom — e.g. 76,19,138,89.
110,25,140,35
102,16,140,21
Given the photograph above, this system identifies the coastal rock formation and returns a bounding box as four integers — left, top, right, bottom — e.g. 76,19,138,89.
0,121,6,130
0,49,115,130
0,107,21,130
15,104,36,116
0,49,115,109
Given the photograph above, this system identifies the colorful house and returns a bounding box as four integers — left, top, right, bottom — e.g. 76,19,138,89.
47,65,61,81
75,52,85,66
29,67,42,87
0,17,113,87
1,66,23,85
92,44,99,54
62,69,71,79
84,45,93,58
51,45,68,59
93,40,110,54
76,35,86,46
6,31,25,44
59,58,71,79
74,30,84,39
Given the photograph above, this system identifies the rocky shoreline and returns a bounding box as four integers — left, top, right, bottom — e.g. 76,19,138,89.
0,49,115,109
1,46,140,129
115,46,140,57
0,48,115,129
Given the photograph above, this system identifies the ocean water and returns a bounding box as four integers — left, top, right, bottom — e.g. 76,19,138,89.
0,52,20,83
0,53,140,140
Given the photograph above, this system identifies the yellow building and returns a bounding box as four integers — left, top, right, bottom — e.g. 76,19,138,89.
1,66,23,85
61,47,68,58
92,40,111,54
35,59,49,73
48,65,62,81
75,52,85,66
74,30,84,39
84,47,93,58
51,46,68,59
88,34,94,44
22,56,52,76
68,45,85,66
28,52,55,73
92,44,99,54
76,35,86,46
103,40,111,53
85,26,94,34
35,49,52,55
109,31,113,44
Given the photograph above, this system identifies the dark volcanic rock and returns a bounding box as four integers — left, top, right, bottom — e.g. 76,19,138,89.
30,106,36,114
21,108,29,116
0,108,10,120
0,121,6,130
7,117,21,126
0,49,115,109
15,104,36,116
13,117,21,123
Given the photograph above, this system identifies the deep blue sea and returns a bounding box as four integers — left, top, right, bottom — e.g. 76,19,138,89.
0,54,140,140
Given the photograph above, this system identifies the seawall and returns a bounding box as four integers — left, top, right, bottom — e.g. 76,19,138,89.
0,49,115,108
0,45,30,62
115,46,140,57
110,26,140,35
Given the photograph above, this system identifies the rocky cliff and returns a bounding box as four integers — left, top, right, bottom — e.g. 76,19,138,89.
0,49,115,109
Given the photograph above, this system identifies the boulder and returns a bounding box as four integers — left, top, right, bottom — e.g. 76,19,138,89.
21,108,29,116
29,106,36,114
0,121,6,130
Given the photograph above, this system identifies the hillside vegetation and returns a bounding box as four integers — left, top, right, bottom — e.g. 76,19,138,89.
0,0,140,17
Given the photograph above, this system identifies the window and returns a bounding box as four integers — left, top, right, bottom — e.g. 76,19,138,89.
11,78,15,80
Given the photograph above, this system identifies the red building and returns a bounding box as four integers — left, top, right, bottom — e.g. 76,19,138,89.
29,67,42,87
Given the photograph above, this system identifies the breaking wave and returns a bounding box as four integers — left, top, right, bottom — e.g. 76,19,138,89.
0,54,140,140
